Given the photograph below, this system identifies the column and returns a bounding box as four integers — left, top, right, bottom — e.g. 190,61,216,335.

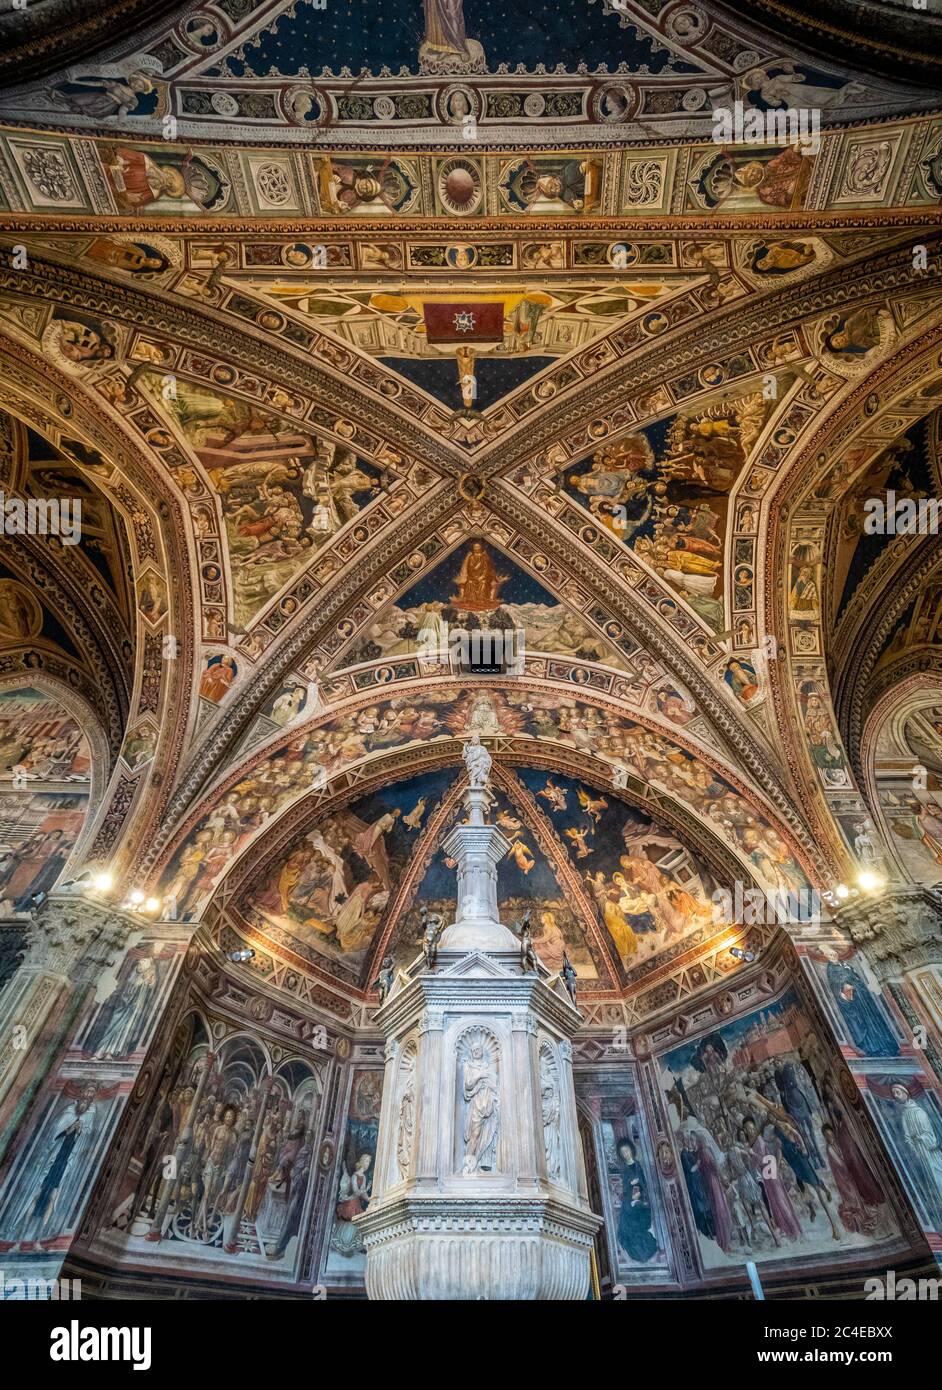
0,894,134,1161
0,892,192,1292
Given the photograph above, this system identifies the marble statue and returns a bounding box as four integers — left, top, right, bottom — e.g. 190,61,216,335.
396,1054,415,1180
463,733,491,789
461,1033,500,1174
540,1052,562,1182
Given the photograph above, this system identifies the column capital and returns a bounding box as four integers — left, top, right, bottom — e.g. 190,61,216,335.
417,1007,445,1035
18,892,138,984
834,886,942,982
511,1011,538,1035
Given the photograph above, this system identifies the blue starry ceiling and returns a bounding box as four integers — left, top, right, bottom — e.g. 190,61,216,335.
221,0,702,78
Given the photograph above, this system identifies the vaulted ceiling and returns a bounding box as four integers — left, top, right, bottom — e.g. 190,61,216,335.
0,0,940,1025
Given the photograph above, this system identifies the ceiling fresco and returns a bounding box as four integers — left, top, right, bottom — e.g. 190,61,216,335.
0,0,939,1035
6,0,942,1316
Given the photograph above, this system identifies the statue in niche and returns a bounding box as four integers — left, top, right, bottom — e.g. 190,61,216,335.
396,1052,415,1181
419,906,444,968
460,1031,500,1175
462,732,491,788
540,1051,562,1182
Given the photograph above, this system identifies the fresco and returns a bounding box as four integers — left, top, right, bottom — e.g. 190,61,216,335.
834,424,933,620
264,275,697,412
873,568,942,680
242,771,454,983
76,942,176,1063
869,1076,942,1231
384,772,604,981
0,579,44,641
101,144,230,213
882,786,942,888
515,769,718,975
689,146,813,212
562,392,771,632
23,431,133,613
234,747,738,989
149,378,384,626
871,695,942,888
805,945,902,1058
98,1017,323,1277
0,688,91,911
901,703,942,778
0,795,87,911
660,991,900,1271
0,688,89,783
575,1067,670,1279
324,1069,383,1280
163,685,809,924
0,1078,123,1248
239,768,606,985
344,541,628,669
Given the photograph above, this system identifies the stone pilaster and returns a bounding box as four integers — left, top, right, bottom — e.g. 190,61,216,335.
0,894,192,1293
0,894,136,1143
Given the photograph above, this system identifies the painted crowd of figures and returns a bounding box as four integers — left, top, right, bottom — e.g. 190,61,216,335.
0,705,88,783
0,690,92,910
166,686,806,922
663,995,898,1268
107,1028,321,1269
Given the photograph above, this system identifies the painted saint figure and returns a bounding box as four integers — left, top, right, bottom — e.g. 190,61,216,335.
889,1083,942,1223
452,543,504,612
4,1087,98,1240
614,1139,658,1263
423,0,470,57
823,948,899,1056
84,947,159,1059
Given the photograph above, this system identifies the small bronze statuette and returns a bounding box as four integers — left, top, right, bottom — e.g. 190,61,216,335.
419,904,444,968
372,955,395,1003
561,951,578,1004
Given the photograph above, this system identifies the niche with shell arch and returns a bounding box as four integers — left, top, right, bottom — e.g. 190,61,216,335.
454,1025,501,1177
539,1040,564,1185
393,1038,417,1184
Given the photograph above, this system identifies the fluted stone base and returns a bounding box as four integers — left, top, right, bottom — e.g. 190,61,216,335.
359,1195,599,1301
